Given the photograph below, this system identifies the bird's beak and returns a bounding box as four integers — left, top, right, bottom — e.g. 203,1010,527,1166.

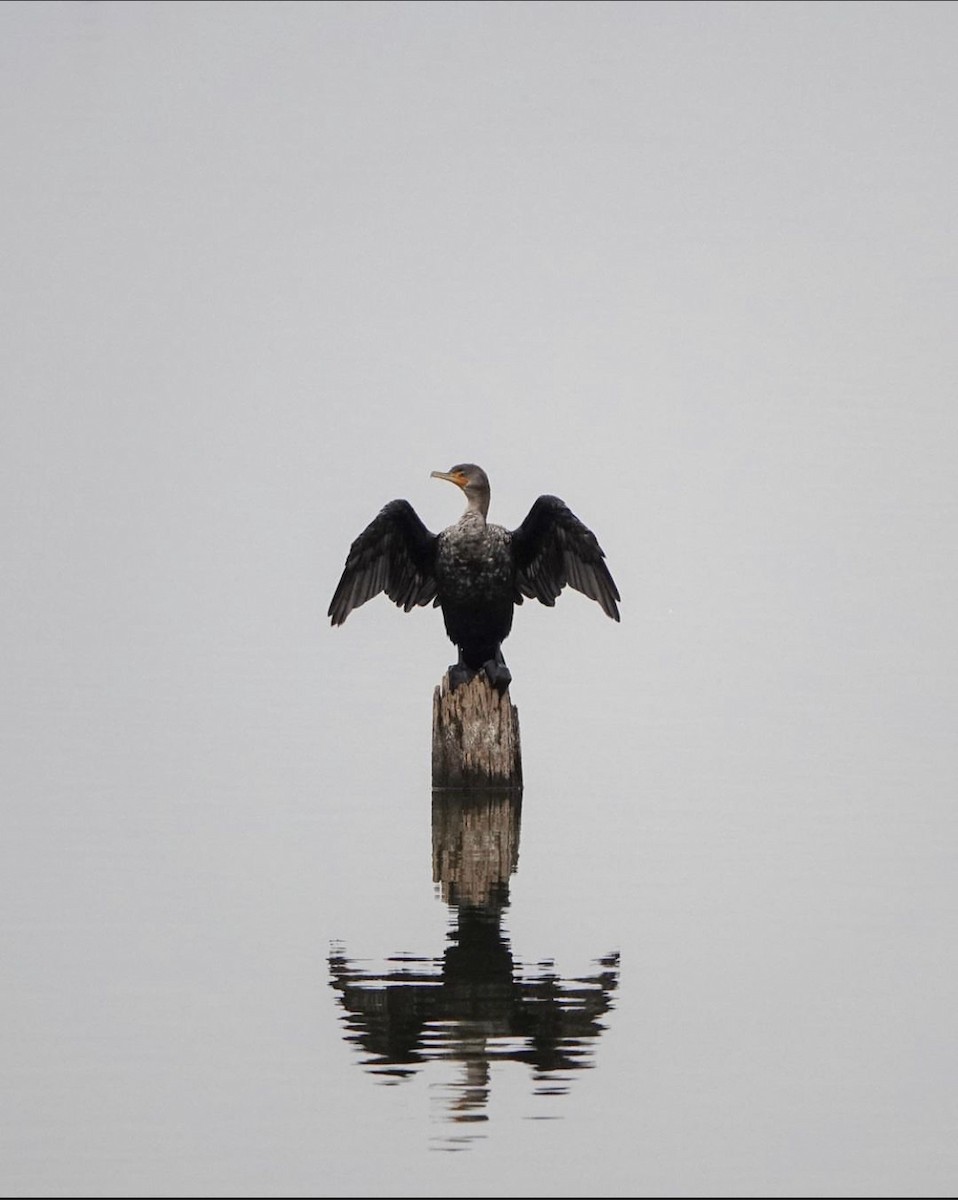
431,470,465,488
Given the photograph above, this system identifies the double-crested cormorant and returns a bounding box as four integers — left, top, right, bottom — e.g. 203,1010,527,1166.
328,464,620,691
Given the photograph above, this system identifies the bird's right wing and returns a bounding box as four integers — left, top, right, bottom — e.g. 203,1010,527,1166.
328,499,438,625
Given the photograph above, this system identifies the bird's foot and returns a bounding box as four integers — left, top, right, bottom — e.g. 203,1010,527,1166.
481,658,512,695
447,663,477,691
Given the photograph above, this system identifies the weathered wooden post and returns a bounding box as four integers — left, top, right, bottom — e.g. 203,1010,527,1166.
431,673,522,790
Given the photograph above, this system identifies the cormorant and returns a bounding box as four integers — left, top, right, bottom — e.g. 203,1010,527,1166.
328,464,620,691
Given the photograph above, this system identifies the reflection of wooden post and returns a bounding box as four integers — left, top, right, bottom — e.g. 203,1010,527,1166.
432,788,523,908
431,673,522,789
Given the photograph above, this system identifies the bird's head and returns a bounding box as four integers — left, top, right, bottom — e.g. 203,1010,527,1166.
431,463,490,518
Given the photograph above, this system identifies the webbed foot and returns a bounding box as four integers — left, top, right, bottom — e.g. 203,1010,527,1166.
481,657,512,695
448,662,477,691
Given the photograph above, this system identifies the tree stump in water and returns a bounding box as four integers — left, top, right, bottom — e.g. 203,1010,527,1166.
431,673,522,789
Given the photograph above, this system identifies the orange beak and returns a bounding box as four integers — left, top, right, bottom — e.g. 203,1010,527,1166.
430,469,468,489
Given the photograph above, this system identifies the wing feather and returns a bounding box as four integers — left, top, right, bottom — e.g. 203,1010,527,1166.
511,495,620,621
328,499,438,625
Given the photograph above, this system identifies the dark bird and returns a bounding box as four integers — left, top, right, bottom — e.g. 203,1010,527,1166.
328,464,620,692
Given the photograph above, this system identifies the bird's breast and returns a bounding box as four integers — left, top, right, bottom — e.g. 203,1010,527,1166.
436,523,514,602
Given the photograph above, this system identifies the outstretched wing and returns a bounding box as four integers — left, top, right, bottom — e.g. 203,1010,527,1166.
511,495,620,621
328,499,438,625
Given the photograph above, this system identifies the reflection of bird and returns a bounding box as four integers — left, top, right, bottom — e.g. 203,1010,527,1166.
329,464,620,691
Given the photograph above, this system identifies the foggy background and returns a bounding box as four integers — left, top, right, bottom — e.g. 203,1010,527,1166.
2,2,956,1195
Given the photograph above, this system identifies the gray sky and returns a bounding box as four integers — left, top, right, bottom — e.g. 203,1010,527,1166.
3,1,955,706
2,2,957,1194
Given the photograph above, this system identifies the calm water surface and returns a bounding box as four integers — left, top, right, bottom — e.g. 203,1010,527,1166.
3,3,957,1196
329,789,619,1152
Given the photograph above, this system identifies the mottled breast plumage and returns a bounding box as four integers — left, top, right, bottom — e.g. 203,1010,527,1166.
435,516,515,603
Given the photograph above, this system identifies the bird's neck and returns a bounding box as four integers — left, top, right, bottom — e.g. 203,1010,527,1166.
463,493,489,521
459,505,487,530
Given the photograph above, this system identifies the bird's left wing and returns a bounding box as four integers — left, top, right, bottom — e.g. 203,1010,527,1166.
328,499,438,625
511,495,620,621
